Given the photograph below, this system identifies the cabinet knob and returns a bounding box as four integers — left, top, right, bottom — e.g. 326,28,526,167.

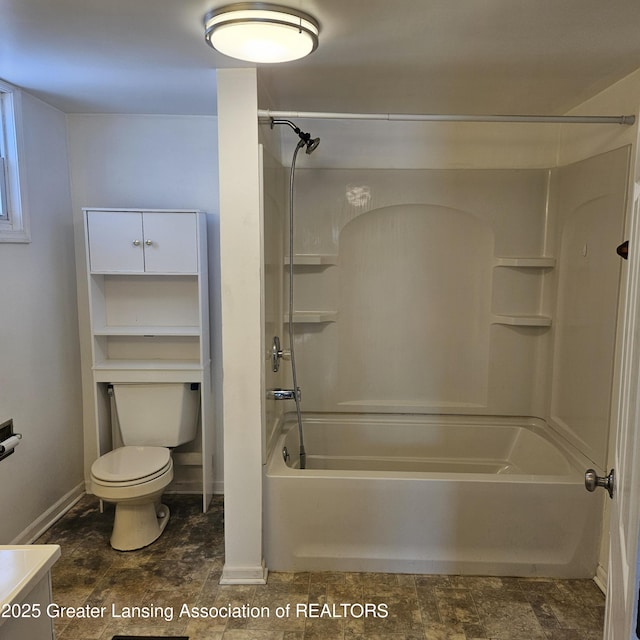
132,240,141,246
145,239,153,246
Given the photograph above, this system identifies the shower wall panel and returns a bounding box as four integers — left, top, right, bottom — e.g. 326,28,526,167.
287,169,551,416
338,204,492,407
261,145,287,460
548,146,630,469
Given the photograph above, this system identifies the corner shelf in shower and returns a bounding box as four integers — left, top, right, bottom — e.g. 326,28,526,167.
284,310,338,323
491,314,552,327
493,257,556,268
491,256,554,328
285,254,339,266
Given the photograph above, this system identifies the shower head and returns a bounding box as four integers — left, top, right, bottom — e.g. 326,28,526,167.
270,118,320,154
305,136,320,154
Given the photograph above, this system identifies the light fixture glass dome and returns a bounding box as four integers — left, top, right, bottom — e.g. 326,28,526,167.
204,3,320,64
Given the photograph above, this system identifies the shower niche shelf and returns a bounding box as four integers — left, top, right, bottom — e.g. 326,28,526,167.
81,208,213,511
493,257,556,268
285,254,338,266
491,314,552,327
285,310,338,323
286,257,339,326
491,256,555,328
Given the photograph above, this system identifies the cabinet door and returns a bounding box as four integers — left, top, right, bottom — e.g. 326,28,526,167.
142,212,198,273
87,210,144,273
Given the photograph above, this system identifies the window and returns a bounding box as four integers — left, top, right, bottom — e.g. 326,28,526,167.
0,79,29,242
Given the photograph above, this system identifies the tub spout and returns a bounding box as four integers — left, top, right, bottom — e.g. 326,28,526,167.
267,388,301,401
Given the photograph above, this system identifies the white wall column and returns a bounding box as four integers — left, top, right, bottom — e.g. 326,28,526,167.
217,68,267,584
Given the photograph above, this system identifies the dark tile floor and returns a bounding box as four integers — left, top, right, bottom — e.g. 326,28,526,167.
35,494,605,640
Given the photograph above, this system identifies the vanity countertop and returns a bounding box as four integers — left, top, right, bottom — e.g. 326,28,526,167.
0,545,60,623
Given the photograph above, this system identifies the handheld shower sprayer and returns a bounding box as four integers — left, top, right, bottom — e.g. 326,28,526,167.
267,116,321,469
270,118,320,154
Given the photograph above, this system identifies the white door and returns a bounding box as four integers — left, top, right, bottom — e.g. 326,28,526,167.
142,211,198,273
86,210,144,273
604,184,640,639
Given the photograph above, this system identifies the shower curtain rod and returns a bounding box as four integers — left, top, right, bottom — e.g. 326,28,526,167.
258,109,636,125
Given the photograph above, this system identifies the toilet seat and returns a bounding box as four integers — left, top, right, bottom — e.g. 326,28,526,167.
91,446,171,486
89,445,175,551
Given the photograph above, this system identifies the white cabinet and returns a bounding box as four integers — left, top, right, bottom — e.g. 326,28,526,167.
87,210,197,273
81,208,213,510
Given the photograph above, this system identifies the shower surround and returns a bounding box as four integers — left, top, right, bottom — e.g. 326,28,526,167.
262,139,628,577
287,168,551,417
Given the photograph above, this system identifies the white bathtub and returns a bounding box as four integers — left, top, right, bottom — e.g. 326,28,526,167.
264,414,600,577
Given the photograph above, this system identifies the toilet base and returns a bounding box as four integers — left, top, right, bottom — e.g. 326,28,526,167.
111,501,170,551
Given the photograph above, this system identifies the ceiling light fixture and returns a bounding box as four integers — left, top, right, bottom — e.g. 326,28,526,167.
203,3,320,64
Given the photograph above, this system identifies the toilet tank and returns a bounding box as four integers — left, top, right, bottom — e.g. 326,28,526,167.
113,383,200,447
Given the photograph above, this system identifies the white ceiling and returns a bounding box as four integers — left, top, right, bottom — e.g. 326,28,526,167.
3,0,640,116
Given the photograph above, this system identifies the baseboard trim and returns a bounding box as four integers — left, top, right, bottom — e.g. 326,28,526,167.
594,563,607,595
220,560,268,585
11,483,85,544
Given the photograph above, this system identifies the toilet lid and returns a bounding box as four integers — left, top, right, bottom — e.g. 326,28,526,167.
91,446,171,483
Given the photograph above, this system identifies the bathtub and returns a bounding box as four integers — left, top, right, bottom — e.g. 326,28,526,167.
264,414,600,577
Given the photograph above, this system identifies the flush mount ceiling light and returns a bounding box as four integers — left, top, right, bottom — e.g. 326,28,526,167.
203,2,319,63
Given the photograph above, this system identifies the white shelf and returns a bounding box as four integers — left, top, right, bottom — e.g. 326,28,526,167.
285,254,338,266
93,368,207,384
90,270,198,276
285,310,338,323
93,359,203,371
494,257,556,268
491,314,552,327
93,325,200,336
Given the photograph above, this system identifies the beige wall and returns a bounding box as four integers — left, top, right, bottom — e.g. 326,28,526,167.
560,67,640,170
0,91,84,543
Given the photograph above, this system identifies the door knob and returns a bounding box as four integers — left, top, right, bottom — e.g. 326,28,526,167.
585,468,615,499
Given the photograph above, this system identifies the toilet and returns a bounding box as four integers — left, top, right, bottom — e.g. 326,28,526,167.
90,382,200,551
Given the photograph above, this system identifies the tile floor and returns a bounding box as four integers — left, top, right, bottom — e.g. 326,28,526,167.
35,494,605,640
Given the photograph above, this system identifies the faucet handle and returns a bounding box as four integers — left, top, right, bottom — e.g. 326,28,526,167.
271,336,292,371
271,336,283,372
